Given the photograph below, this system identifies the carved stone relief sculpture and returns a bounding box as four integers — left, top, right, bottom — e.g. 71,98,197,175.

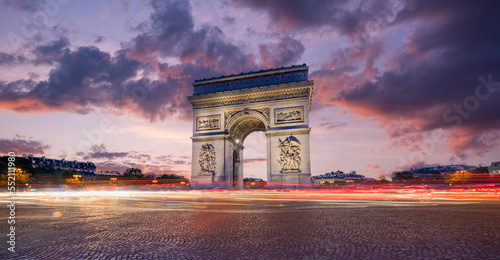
277,136,301,172
199,144,216,175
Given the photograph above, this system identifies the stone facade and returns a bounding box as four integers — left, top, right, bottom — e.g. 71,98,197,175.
188,64,313,188
489,161,500,175
22,154,96,175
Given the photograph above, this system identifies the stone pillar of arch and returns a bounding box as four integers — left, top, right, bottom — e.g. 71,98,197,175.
188,64,313,188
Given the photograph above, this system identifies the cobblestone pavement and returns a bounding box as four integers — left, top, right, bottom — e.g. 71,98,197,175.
1,192,500,259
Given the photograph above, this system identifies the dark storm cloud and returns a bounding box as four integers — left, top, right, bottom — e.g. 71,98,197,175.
231,0,393,37
231,0,349,29
155,154,189,165
0,137,50,155
129,0,194,57
33,37,70,65
97,159,189,176
2,0,39,12
0,52,17,66
77,144,129,160
128,0,255,74
259,36,305,68
320,122,347,130
222,16,235,24
0,44,194,121
0,51,28,67
0,0,311,122
314,0,500,155
77,145,190,173
93,35,105,43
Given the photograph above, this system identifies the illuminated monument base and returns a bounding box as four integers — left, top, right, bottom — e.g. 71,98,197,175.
187,65,313,188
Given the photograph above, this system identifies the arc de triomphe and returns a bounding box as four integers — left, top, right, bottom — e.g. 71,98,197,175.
187,64,313,188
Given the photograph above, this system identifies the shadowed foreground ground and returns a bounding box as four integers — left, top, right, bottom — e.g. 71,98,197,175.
1,191,500,259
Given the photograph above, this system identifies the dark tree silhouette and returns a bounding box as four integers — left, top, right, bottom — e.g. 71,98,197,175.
123,168,143,178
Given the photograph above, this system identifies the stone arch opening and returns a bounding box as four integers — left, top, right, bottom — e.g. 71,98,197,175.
228,114,267,143
243,131,267,183
232,149,239,187
227,114,267,188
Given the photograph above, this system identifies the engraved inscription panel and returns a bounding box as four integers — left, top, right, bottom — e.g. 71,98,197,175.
274,106,304,124
196,115,221,131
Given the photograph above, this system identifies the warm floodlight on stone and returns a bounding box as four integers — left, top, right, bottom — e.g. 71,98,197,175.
187,64,313,188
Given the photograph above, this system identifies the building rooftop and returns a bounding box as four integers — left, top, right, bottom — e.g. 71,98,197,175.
193,64,307,83
191,64,309,96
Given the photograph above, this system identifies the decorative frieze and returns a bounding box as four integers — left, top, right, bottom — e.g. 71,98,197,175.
274,106,304,124
190,88,310,109
224,107,270,128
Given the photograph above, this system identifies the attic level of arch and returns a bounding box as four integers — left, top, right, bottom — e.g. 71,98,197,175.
187,82,313,110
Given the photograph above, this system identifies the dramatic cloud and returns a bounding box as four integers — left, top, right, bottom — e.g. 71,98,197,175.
155,154,189,166
320,121,347,130
33,37,70,65
312,0,500,156
243,158,266,164
96,155,190,176
259,36,305,68
231,0,395,37
77,144,129,160
127,0,256,74
1,0,40,12
0,137,50,155
96,161,188,176
76,146,190,175
0,52,17,66
0,43,196,120
0,52,27,67
0,0,271,121
93,35,105,43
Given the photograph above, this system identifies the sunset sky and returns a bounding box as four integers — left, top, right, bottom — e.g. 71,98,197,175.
0,0,499,180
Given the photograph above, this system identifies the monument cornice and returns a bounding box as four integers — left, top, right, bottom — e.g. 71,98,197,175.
188,81,313,109
191,134,234,142
265,127,311,136
192,65,308,86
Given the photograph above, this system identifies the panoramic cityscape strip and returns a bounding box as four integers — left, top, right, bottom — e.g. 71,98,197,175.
0,0,499,259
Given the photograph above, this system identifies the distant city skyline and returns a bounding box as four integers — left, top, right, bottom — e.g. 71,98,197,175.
0,0,499,180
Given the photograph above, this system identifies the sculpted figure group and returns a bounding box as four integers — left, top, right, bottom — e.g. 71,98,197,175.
277,136,301,171
199,144,216,174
